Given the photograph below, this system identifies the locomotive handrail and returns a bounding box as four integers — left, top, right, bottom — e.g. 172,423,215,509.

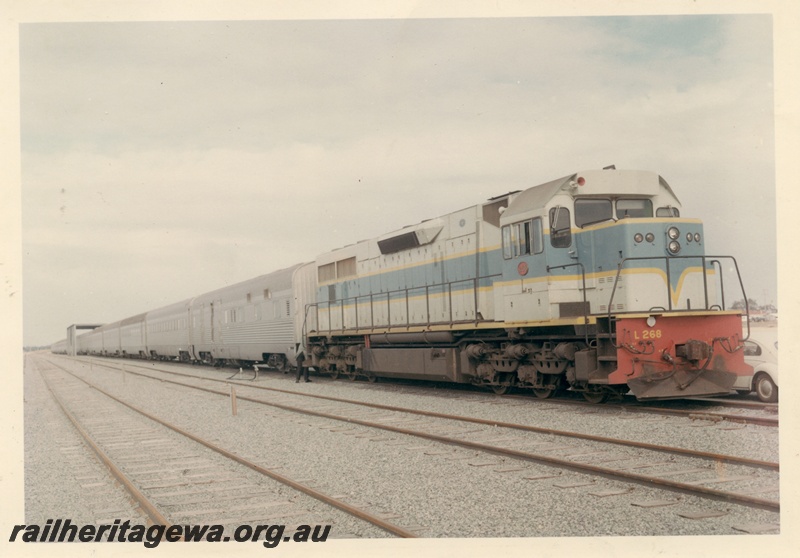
709,259,726,310
607,255,750,346
546,262,589,346
308,273,502,335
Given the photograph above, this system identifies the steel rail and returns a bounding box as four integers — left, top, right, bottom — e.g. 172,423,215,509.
74,356,778,471
44,359,417,538
496,391,779,427
608,402,778,428
75,354,779,427
54,357,779,512
682,396,779,411
34,362,171,528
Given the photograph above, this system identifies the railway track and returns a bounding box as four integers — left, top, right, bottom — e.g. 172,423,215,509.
611,402,778,428
23,356,152,527
50,356,780,514
682,395,779,411
395,384,780,426
32,358,418,539
405,386,779,427
74,355,780,427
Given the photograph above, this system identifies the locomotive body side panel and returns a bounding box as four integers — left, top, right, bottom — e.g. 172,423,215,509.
313,201,508,334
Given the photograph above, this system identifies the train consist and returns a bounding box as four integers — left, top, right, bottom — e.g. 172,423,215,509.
57,168,752,401
50,339,67,354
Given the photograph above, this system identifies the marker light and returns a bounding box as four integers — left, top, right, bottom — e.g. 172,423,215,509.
645,232,655,243
694,233,701,242
577,176,585,186
686,233,693,242
634,233,644,243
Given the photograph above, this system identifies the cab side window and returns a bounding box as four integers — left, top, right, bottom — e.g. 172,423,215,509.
502,218,545,259
532,217,543,254
549,207,572,248
514,221,531,256
502,225,513,260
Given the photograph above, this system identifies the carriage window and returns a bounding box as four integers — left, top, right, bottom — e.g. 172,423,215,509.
617,199,653,218
575,199,613,227
549,207,572,248
656,206,680,217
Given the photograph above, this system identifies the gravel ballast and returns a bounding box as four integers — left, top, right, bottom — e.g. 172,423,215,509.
29,355,781,539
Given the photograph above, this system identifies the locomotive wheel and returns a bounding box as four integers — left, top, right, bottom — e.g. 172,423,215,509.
348,372,357,381
582,390,608,404
533,388,555,399
492,384,510,395
329,370,339,380
367,374,377,383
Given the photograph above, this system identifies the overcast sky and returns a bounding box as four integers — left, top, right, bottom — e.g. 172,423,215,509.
3,4,800,558
15,12,779,347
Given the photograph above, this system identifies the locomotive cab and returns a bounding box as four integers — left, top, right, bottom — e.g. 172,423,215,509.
499,168,751,400
500,168,698,323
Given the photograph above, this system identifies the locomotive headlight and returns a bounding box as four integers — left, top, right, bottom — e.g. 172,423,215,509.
645,232,655,243
668,240,681,254
668,226,680,240
634,233,644,243
694,233,701,242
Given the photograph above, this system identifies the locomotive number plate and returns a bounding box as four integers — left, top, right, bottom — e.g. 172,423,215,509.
633,329,662,340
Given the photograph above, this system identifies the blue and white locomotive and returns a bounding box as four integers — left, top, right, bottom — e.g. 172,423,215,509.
305,168,750,400
65,168,752,401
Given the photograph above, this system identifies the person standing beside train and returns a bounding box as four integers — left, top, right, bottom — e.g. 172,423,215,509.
295,344,310,383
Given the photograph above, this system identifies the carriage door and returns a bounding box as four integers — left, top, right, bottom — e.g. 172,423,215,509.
189,302,200,360
210,300,222,343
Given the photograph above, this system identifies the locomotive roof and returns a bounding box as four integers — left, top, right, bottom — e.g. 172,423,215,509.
501,174,572,220
321,169,677,259
502,169,677,220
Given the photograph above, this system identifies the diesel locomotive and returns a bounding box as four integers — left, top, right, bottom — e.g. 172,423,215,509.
63,168,753,401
